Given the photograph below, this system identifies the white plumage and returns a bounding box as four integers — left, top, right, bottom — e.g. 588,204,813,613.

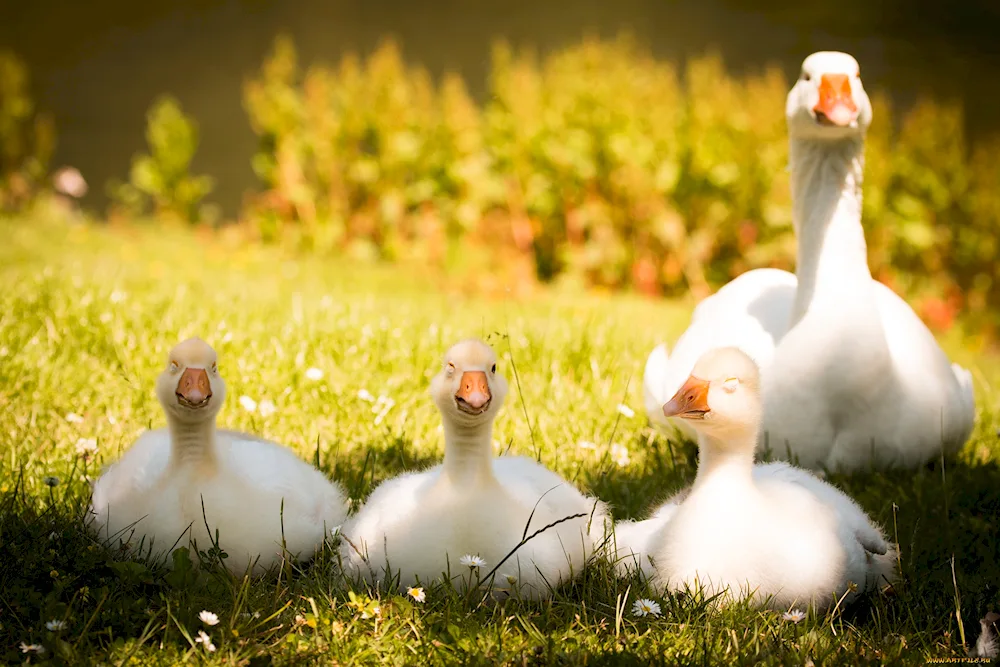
643,51,975,471
89,337,348,575
621,347,897,611
341,339,608,599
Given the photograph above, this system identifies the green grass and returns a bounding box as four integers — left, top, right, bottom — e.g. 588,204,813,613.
0,214,998,665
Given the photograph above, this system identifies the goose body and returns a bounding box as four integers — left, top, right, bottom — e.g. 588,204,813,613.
643,51,974,470
341,339,607,599
623,348,896,610
89,338,348,575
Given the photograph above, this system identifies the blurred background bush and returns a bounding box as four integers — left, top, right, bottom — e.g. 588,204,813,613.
2,33,998,335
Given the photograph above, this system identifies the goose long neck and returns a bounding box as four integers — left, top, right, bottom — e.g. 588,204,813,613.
166,415,219,471
692,431,756,492
789,136,870,323
441,420,496,486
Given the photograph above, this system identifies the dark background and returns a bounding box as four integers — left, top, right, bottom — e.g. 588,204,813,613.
4,0,1000,215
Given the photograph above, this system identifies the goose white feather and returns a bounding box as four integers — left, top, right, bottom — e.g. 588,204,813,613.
88,337,348,575
643,51,975,471
341,339,608,599
624,347,897,610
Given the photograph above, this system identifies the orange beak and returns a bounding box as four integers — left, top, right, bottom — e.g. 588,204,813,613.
176,368,212,408
663,375,711,420
813,73,857,127
455,370,491,414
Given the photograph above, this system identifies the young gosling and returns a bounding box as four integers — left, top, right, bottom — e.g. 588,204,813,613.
628,347,897,611
89,337,348,575
341,339,608,599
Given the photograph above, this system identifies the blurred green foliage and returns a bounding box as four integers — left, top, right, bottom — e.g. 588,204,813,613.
108,96,215,224
241,35,1000,332
0,51,55,211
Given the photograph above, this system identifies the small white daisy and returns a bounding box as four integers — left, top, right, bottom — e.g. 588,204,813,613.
45,619,67,631
610,443,630,467
617,403,636,418
782,609,807,623
407,586,426,603
198,610,219,626
65,412,84,424
238,396,257,412
257,399,276,418
577,440,597,450
305,367,324,381
194,630,216,652
75,438,98,457
43,476,60,487
357,389,375,402
20,643,45,654
459,554,486,569
632,598,662,617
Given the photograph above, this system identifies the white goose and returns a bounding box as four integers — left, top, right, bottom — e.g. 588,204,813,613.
89,338,348,575
643,51,975,471
621,347,897,610
341,339,608,599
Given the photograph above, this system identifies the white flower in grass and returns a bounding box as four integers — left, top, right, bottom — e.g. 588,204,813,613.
782,609,807,623
43,476,60,487
407,586,426,603
238,396,257,413
75,438,98,457
577,440,597,450
460,554,486,569
20,642,45,654
65,412,84,424
198,610,219,626
194,630,216,652
305,367,324,381
632,598,661,617
45,619,67,631
258,399,276,418
610,443,630,467
357,389,374,402
503,573,518,585
617,403,635,418
110,290,127,304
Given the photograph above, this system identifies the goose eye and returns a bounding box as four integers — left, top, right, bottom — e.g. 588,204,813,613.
491,363,496,374
802,71,811,82
169,361,180,372
722,378,739,393
446,362,455,375
211,362,218,374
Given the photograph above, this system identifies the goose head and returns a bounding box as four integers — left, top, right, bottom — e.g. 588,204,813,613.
786,51,872,141
431,339,508,429
662,347,761,444
155,337,226,424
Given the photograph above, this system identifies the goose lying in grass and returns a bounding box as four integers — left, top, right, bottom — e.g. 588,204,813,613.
642,51,975,472
621,347,897,610
341,339,608,599
89,337,347,575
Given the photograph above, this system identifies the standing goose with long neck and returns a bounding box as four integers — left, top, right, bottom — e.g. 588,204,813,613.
89,337,348,575
626,347,896,610
642,51,974,471
341,339,608,599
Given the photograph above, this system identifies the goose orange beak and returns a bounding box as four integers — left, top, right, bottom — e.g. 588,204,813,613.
814,73,857,127
455,370,491,414
176,368,212,408
663,375,711,420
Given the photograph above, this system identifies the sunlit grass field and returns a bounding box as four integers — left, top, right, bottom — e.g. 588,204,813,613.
1,215,998,665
